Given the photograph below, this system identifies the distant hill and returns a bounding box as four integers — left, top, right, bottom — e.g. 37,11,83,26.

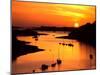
56,22,96,46
32,26,76,31
12,26,76,31
68,22,96,46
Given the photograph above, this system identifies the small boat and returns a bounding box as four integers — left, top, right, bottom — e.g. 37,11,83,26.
51,63,56,67
57,59,62,65
32,70,35,73
68,43,74,47
65,44,68,46
41,64,48,71
59,43,61,45
62,43,65,46
89,54,93,59
35,38,38,41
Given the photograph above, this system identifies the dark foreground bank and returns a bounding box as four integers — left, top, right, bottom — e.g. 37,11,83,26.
12,29,44,61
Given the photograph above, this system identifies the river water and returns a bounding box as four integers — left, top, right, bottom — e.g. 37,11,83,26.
12,31,96,74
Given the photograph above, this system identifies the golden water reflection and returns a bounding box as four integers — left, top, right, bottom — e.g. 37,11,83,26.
12,31,96,74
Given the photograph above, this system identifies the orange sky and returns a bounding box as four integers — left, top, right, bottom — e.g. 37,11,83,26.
12,0,96,27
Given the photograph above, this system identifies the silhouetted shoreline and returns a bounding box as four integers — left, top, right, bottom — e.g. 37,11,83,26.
13,26,76,32
56,22,96,47
12,27,48,36
12,29,44,61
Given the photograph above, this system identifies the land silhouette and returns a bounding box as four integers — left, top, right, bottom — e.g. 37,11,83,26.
32,26,76,31
12,28,44,61
56,22,96,46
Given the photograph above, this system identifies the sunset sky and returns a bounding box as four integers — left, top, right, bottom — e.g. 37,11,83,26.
12,0,96,27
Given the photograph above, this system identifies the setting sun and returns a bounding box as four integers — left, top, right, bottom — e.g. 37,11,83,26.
74,22,80,28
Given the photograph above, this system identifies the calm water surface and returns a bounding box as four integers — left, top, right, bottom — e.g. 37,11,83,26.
12,31,96,74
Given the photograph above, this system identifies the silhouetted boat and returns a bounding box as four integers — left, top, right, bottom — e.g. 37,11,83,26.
89,54,93,69
32,70,35,73
59,43,61,45
62,43,65,46
35,38,38,41
51,63,56,67
57,59,62,65
41,64,48,71
68,43,74,47
89,54,93,59
65,44,68,46
57,43,62,65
